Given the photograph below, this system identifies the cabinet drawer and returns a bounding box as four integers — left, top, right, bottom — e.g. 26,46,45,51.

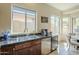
15,44,23,50
31,40,41,46
14,48,30,55
30,44,41,55
22,42,32,48
15,42,32,50
15,40,41,50
1,46,14,55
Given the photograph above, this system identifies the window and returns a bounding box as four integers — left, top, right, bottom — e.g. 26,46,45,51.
11,6,36,34
12,8,25,34
62,17,69,34
25,10,36,34
51,16,60,34
73,17,79,33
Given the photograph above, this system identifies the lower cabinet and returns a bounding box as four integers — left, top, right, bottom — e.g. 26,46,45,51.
0,40,41,55
0,36,56,55
14,44,41,55
14,48,30,55
30,44,41,55
0,45,14,55
0,48,1,55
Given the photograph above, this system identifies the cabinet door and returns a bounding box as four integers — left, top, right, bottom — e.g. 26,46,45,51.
35,45,41,55
14,48,30,55
30,44,41,55
15,44,41,55
1,46,14,55
41,38,51,55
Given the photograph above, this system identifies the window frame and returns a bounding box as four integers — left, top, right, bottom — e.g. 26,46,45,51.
11,6,37,34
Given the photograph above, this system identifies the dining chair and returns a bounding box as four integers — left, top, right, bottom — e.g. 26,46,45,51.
65,34,71,51
66,34,79,52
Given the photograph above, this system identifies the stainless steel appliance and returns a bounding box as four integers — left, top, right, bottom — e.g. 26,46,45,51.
41,37,51,55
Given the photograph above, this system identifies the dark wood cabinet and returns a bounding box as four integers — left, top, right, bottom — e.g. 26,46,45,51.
14,48,30,55
30,44,41,55
14,44,41,55
14,40,41,55
0,40,41,55
1,45,14,55
0,48,1,55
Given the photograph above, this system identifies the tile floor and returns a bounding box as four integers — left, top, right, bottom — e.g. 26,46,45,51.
49,42,79,55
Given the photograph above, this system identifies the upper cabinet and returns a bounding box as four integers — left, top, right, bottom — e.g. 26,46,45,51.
11,6,37,34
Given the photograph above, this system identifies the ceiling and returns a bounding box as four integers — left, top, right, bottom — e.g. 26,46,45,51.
47,3,79,11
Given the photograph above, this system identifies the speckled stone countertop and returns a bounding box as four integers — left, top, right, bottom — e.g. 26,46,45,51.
0,35,54,47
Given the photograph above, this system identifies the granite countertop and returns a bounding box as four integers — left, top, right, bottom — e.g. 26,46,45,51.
0,35,53,47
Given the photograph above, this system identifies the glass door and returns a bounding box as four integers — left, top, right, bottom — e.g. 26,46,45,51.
51,16,60,51
62,17,69,34
51,16,60,35
73,17,79,34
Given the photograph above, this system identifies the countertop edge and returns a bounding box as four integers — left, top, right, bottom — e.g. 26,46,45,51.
0,35,53,47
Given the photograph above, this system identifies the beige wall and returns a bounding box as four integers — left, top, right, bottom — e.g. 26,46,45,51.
0,3,62,35
0,4,11,35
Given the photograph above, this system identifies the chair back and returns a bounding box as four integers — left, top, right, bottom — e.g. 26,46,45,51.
66,34,71,44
